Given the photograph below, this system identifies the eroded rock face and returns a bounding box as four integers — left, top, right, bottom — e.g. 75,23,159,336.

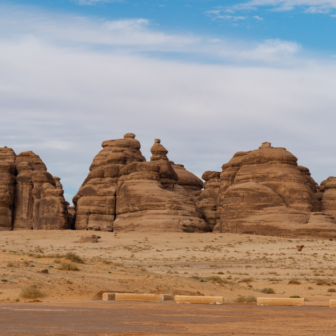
0,147,16,231
73,133,146,231
195,171,221,230
13,152,69,230
114,139,209,232
320,177,336,219
213,142,334,237
171,163,203,194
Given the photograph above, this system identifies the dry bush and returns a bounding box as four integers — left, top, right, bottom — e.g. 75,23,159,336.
261,288,275,294
20,286,45,299
288,278,301,285
238,277,253,283
58,262,79,271
235,295,257,303
206,276,224,283
316,278,330,286
7,262,15,268
217,271,224,275
328,288,336,292
22,260,30,267
54,259,61,264
65,252,84,264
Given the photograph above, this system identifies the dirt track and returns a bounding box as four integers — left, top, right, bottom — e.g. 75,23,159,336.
1,301,336,335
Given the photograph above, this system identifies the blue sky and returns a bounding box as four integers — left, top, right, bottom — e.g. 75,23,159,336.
1,0,336,203
3,0,336,55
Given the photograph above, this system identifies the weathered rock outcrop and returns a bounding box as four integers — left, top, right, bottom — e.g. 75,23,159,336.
0,147,16,231
195,171,221,230
171,163,203,194
13,152,69,230
73,133,145,231
212,142,336,238
320,177,336,219
114,139,210,232
0,148,69,231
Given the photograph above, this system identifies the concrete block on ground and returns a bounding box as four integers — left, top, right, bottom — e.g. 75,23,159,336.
102,293,116,301
115,293,161,303
257,298,304,306
330,299,336,308
175,295,223,304
159,294,174,301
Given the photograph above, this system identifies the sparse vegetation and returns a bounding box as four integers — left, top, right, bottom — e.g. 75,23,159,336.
58,262,79,271
20,286,45,299
288,278,301,285
65,252,84,264
328,288,336,292
238,277,253,283
182,229,195,233
6,262,15,268
206,276,223,283
261,288,275,294
290,296,301,298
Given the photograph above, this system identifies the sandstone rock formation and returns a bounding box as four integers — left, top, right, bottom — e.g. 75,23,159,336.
0,147,16,231
13,152,69,230
171,162,203,194
74,134,210,232
73,133,146,231
114,139,209,232
194,171,221,230
212,142,336,238
320,177,336,219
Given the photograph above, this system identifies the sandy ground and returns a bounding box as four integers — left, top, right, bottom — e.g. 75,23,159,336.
1,230,336,307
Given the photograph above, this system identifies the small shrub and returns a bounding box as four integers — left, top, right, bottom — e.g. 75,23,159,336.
206,276,223,283
316,278,330,286
239,277,253,283
288,278,301,285
290,295,301,298
217,272,224,275
20,286,45,299
328,288,336,292
54,259,61,264
22,260,30,267
65,252,84,264
182,229,195,233
58,262,79,271
7,262,15,268
261,288,275,294
235,295,257,303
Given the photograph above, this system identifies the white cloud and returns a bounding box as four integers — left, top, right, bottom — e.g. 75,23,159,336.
1,5,336,205
230,0,336,13
254,15,264,20
74,0,122,5
0,6,299,64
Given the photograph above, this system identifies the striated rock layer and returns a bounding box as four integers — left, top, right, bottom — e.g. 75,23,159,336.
74,135,210,233
211,142,336,238
0,148,69,231
0,147,16,231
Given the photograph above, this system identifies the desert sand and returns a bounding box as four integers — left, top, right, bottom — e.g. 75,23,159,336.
1,230,336,306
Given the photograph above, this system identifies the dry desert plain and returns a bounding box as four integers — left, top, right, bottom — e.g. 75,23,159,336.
1,230,336,335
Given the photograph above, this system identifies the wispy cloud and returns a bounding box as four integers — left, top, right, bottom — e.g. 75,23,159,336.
0,5,300,64
228,0,336,14
74,0,122,5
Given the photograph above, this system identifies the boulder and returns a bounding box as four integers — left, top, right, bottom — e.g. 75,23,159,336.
0,147,16,231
